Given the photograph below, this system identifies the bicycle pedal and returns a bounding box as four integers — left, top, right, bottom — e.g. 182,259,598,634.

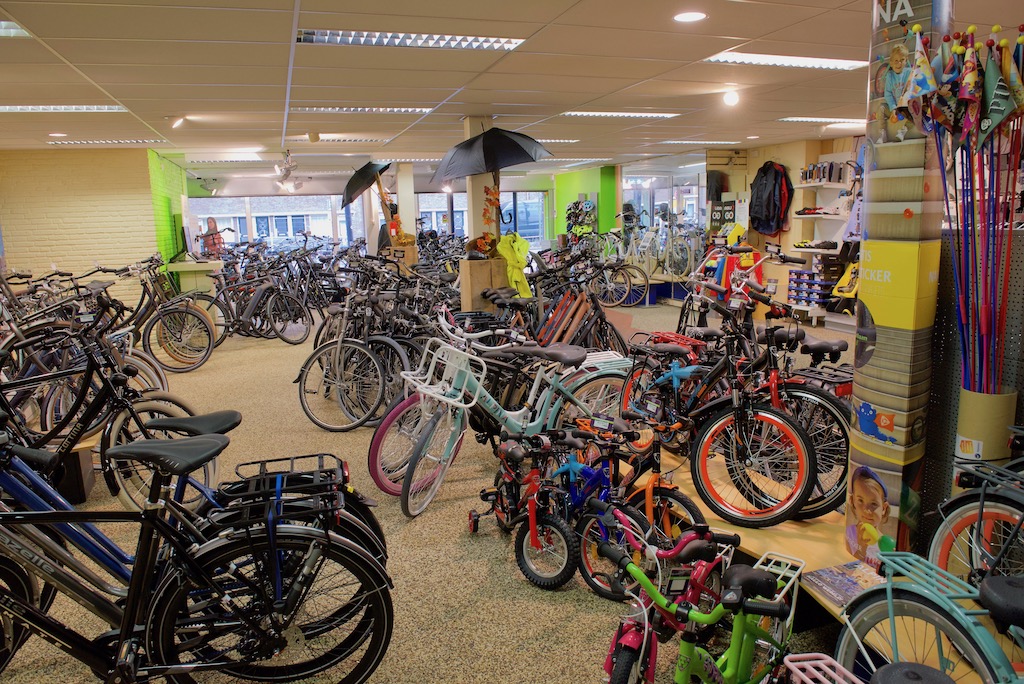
474,432,489,445
479,487,498,503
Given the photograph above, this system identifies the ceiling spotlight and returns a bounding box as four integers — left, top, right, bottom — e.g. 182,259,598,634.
723,91,740,106
442,185,452,193
171,117,185,128
747,135,760,139
48,132,67,138
674,11,707,22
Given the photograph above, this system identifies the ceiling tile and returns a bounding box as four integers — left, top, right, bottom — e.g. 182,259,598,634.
291,68,473,89
293,44,504,71
298,0,577,22
760,9,869,47
467,73,636,95
287,86,454,104
0,65,89,84
108,84,284,100
45,39,292,67
488,53,676,80
80,65,289,86
0,84,114,102
0,39,63,63
297,11,543,38
736,39,870,61
521,26,740,61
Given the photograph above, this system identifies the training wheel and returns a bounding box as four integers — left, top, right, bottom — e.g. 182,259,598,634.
468,510,480,534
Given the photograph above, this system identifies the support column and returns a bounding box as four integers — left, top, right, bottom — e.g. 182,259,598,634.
844,0,951,566
464,115,494,240
395,162,416,234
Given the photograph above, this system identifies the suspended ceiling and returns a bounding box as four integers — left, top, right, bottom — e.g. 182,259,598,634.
0,0,1011,183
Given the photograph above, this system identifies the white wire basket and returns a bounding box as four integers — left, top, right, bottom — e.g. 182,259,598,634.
399,338,488,409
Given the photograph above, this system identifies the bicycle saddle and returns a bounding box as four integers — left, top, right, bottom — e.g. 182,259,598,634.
755,327,806,347
105,434,230,476
979,575,1024,629
325,303,343,316
649,343,693,357
685,327,725,341
146,409,243,436
438,272,458,284
722,564,778,602
800,337,849,355
507,342,587,368
494,297,537,310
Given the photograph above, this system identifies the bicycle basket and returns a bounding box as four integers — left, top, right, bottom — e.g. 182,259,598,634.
399,338,487,409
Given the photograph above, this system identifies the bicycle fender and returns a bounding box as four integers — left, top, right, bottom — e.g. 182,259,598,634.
936,487,1024,516
604,622,656,682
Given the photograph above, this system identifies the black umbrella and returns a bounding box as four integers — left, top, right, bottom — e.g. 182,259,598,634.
430,128,552,184
341,161,391,208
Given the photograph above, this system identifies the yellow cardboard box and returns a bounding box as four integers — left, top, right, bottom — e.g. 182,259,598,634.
858,239,941,330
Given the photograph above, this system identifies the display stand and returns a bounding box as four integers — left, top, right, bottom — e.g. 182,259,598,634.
166,260,223,296
459,258,509,313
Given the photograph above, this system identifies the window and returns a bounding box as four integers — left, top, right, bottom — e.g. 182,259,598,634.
292,215,306,235
255,216,270,238
499,191,547,248
236,216,248,241
274,216,289,236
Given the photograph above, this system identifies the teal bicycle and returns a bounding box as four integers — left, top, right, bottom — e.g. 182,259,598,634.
398,329,629,518
835,552,1024,684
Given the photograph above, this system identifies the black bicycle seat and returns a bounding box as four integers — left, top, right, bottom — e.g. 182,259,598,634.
800,337,849,355
979,575,1024,629
870,663,954,684
106,434,230,476
650,343,693,357
325,303,343,316
146,410,243,436
506,343,586,368
686,327,725,341
438,272,458,284
756,327,806,347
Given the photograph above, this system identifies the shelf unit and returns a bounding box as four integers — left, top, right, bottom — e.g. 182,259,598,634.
793,214,847,222
794,182,848,190
793,246,843,255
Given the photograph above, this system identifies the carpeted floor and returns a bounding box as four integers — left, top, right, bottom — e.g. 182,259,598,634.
3,303,852,683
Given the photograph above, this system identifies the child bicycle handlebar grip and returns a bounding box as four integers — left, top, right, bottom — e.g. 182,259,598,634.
711,532,742,547
748,291,772,306
621,409,644,421
781,254,807,265
727,245,754,254
699,280,729,294
586,497,613,514
742,599,792,619
597,541,633,569
745,278,766,293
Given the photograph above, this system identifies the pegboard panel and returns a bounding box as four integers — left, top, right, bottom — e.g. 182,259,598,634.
919,226,1024,550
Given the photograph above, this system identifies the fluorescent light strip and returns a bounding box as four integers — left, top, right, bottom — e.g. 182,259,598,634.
704,51,868,71
661,140,738,145
0,105,126,113
374,158,441,162
291,106,431,114
0,21,30,38
539,158,612,163
188,159,265,164
285,136,391,143
297,29,524,51
679,162,706,168
563,111,678,119
536,139,579,144
779,117,866,124
48,139,166,145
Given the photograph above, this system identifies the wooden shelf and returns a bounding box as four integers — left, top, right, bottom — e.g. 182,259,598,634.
795,182,848,190
793,246,843,255
793,214,847,222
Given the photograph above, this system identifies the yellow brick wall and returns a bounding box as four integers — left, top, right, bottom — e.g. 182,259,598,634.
0,149,158,301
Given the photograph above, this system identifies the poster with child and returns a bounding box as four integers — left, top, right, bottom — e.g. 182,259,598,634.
844,465,898,569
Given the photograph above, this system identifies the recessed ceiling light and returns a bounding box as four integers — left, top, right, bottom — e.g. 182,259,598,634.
826,122,868,130
705,51,868,71
291,106,432,114
562,111,678,119
539,158,612,163
661,140,739,145
746,135,760,139
779,117,866,124
48,132,67,138
673,11,707,22
0,21,30,38
297,29,524,51
723,91,740,106
679,162,706,168
171,117,185,128
374,157,441,162
0,105,126,112
536,139,580,144
47,139,167,145
284,135,392,143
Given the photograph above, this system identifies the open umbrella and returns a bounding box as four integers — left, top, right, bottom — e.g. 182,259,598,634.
341,161,391,208
430,128,552,184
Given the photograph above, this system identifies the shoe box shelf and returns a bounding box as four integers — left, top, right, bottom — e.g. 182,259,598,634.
787,253,844,325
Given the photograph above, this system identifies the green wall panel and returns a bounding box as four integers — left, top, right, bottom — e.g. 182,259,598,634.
148,150,186,262
554,166,618,235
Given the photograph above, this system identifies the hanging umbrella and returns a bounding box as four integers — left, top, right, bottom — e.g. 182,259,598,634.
430,128,552,184
341,161,391,208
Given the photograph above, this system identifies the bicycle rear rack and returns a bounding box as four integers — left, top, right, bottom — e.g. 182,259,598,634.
755,552,806,630
784,654,862,684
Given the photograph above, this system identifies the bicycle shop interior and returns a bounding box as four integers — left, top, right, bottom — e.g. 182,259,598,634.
0,1,1022,683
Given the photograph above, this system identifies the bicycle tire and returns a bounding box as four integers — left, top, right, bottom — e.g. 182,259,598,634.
141,306,214,373
551,373,626,429
593,267,630,307
927,496,1024,581
150,528,393,684
624,486,706,548
367,393,435,497
0,558,38,675
609,643,644,684
364,336,412,427
102,398,206,512
297,341,385,432
514,511,579,590
400,407,466,518
191,293,230,347
775,385,851,520
266,290,311,345
834,589,999,684
619,265,649,308
690,405,816,528
123,348,170,392
575,503,650,601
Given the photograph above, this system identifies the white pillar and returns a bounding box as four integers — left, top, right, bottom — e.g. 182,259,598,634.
396,162,416,235
463,115,493,240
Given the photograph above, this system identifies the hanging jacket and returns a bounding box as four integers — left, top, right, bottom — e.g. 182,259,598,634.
749,161,794,236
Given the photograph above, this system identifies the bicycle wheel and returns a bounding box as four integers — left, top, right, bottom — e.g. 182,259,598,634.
592,268,630,307
609,642,645,684
576,503,650,601
624,486,706,548
150,529,393,684
619,265,649,308
367,393,436,497
514,511,579,590
400,407,466,518
142,306,214,373
124,348,170,392
0,558,37,675
297,341,385,432
776,386,851,520
191,293,230,347
365,336,411,426
691,405,816,528
834,589,999,684
927,496,1024,581
552,373,626,429
266,291,311,345
102,396,205,512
